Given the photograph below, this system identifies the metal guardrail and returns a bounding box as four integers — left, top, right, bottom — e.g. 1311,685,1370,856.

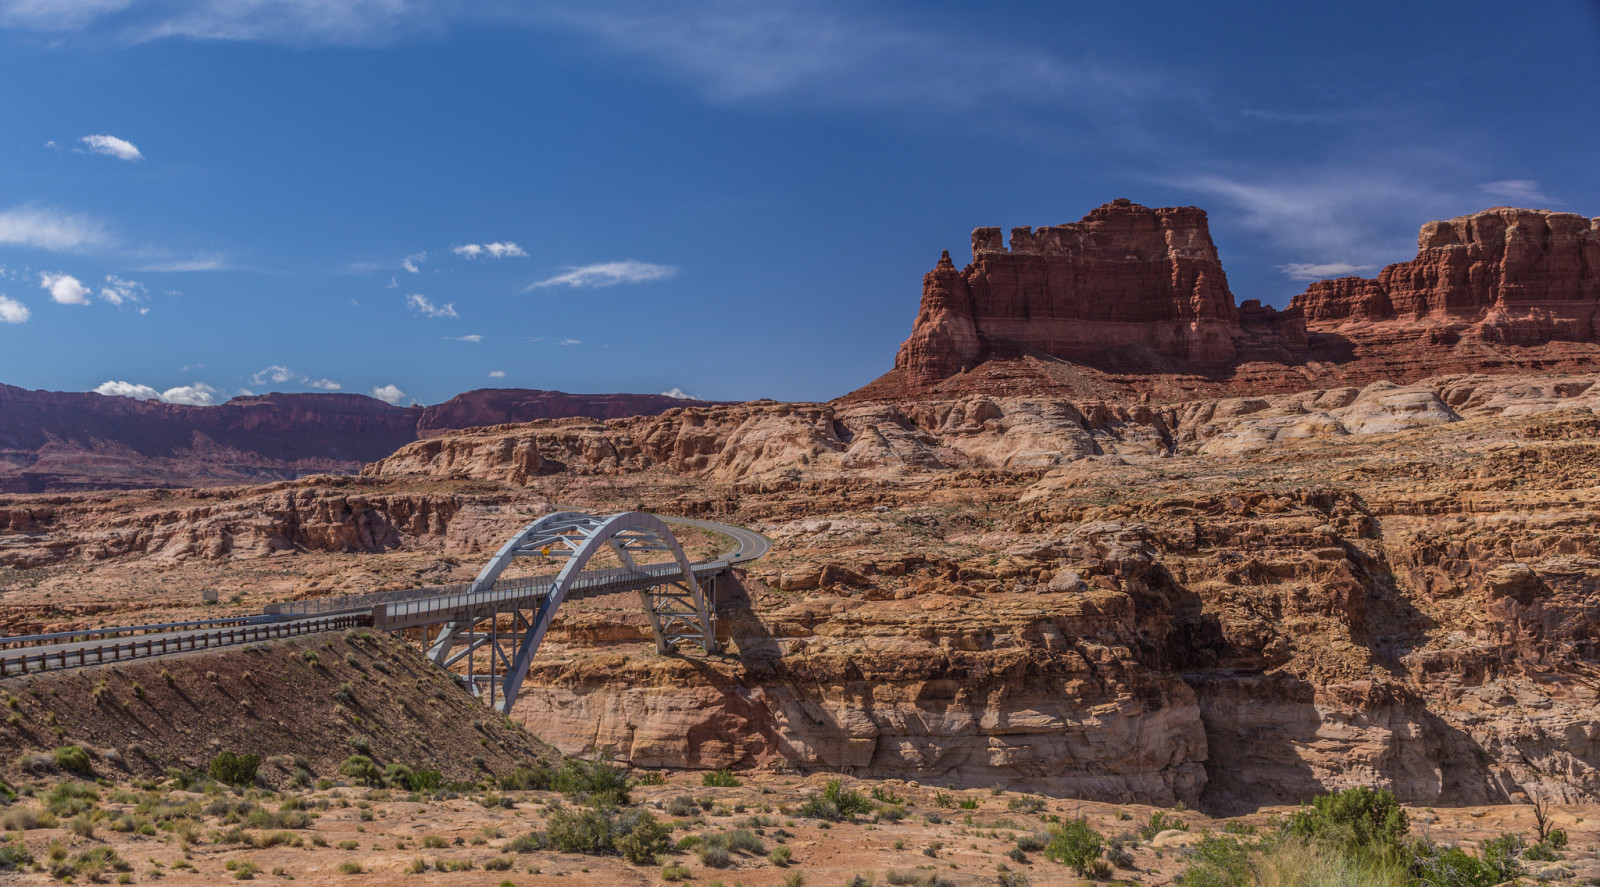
0,614,284,650
0,614,364,677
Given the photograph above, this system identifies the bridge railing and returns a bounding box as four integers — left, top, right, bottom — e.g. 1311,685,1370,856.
0,614,286,650
0,613,366,677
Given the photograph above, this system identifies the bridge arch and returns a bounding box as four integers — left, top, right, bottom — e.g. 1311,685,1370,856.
427,510,720,713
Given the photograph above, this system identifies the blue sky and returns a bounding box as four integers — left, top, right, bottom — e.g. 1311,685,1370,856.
0,1,1596,405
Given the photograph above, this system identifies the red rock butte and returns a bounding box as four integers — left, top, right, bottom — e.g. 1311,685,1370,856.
858,200,1600,403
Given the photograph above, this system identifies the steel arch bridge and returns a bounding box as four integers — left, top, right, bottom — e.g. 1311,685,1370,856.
0,511,767,714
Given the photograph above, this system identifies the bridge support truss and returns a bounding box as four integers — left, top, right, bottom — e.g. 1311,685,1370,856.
423,511,719,713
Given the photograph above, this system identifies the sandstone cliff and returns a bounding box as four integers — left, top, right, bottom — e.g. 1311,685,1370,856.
892,199,1304,386
867,201,1600,403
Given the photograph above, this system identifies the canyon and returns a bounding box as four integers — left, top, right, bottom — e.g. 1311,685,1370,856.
4,200,1600,820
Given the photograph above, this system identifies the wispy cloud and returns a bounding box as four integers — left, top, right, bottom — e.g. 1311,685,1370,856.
453,242,527,259
134,256,228,272
402,251,425,273
0,294,29,324
307,378,341,390
39,271,91,305
1278,262,1377,281
445,334,482,342
488,370,505,378
100,273,147,308
369,383,405,405
660,387,698,400
558,337,581,346
250,365,297,385
80,133,143,161
95,380,221,406
1479,179,1556,206
0,205,111,253
406,293,457,318
526,260,676,289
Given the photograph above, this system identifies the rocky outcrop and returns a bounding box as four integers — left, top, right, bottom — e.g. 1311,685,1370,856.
867,202,1600,403
1293,207,1600,332
0,384,718,492
893,200,1305,385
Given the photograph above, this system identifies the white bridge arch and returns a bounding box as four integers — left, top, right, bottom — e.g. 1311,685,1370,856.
420,510,722,712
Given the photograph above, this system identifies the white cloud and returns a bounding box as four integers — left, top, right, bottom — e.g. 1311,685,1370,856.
0,295,29,324
558,337,581,346
1479,179,1555,206
453,241,527,259
250,365,297,385
402,251,425,273
385,275,398,288
94,380,220,406
660,387,699,400
100,273,146,306
489,370,506,378
160,383,220,406
0,205,111,252
526,260,677,289
307,378,342,390
406,293,457,318
80,133,143,161
369,384,405,405
445,334,482,342
1278,262,1378,281
39,271,90,305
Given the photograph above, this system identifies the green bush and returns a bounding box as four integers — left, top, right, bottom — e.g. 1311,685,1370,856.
666,795,699,817
1284,785,1408,862
797,779,873,822
614,812,672,865
498,764,553,791
1176,835,1252,887
338,755,384,787
1548,828,1569,850
209,752,261,787
53,745,92,776
1413,844,1508,887
551,758,631,807
702,769,741,787
1044,817,1103,876
1139,810,1189,841
0,843,34,870
547,806,616,854
504,831,550,853
44,783,99,817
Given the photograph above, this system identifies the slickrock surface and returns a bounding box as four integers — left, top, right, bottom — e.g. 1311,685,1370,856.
0,385,712,492
7,372,1600,813
864,201,1600,402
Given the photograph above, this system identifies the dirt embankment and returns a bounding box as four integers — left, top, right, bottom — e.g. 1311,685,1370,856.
0,630,552,785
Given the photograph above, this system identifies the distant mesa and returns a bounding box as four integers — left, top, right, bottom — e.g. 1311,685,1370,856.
860,199,1600,401
0,386,720,492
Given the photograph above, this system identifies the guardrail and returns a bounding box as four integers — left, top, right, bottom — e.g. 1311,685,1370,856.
0,614,365,677
0,614,285,650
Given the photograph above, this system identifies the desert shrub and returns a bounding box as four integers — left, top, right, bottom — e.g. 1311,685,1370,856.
227,857,262,880
1176,835,1252,887
44,782,99,817
698,843,732,868
1283,785,1408,863
1523,841,1561,862
53,745,92,776
702,769,741,787
547,806,616,854
0,843,34,870
1006,796,1045,814
725,828,764,854
1014,832,1047,852
870,786,904,804
614,812,672,865
339,860,364,874
339,755,384,787
498,764,552,791
666,795,699,817
661,864,692,881
0,807,42,830
798,779,872,822
1044,817,1103,875
551,757,631,807
63,845,130,881
504,831,550,853
1106,838,1135,869
208,751,261,787
1412,844,1509,887
1548,828,1569,850
1139,810,1189,841
482,856,513,870
769,845,793,866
